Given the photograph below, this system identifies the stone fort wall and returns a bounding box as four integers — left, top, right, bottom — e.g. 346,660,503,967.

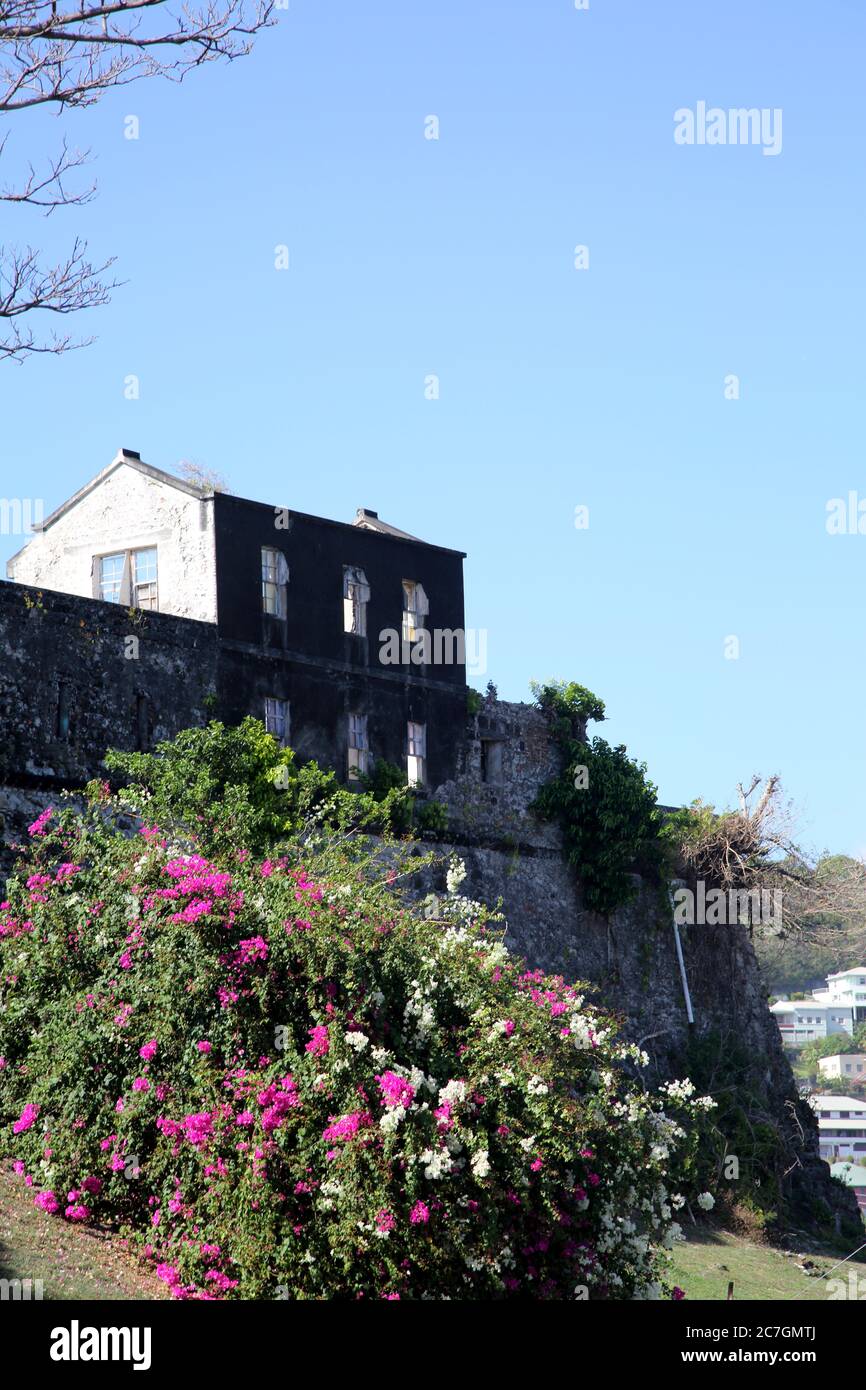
0,578,857,1228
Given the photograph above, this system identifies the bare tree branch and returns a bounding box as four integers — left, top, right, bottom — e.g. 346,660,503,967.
0,134,95,208
671,777,866,938
0,0,275,360
0,238,118,361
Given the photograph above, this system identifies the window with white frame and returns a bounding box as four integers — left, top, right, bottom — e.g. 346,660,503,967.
132,547,158,610
347,712,369,780
407,720,426,786
402,580,429,646
262,547,290,618
264,697,290,745
97,547,159,609
99,552,125,603
343,566,370,636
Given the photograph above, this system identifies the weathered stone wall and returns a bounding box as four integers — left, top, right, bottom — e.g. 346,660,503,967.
0,578,220,880
0,578,219,786
0,595,857,1228
425,694,859,1230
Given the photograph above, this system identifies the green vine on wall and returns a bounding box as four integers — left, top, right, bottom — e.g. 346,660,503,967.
531,680,665,917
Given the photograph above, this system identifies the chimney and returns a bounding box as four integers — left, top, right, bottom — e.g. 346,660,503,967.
356,508,378,521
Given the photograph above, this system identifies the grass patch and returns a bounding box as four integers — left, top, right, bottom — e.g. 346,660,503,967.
0,1161,165,1301
669,1226,861,1301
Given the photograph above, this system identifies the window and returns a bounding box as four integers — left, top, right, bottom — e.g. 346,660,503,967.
402,580,429,646
347,713,369,780
56,682,71,741
343,566,370,636
136,693,150,752
262,548,289,618
264,698,290,745
407,721,426,786
99,552,125,603
97,547,159,609
132,547,158,610
480,738,503,784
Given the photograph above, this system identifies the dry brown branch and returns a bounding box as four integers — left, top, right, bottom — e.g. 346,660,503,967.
673,777,866,938
0,0,275,360
0,238,118,360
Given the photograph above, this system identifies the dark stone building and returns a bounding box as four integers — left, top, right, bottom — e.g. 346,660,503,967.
3,450,469,788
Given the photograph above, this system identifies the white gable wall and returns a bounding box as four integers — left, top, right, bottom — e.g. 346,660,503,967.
6,462,218,623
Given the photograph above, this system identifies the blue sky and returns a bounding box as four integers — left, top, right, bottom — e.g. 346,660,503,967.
1,0,864,858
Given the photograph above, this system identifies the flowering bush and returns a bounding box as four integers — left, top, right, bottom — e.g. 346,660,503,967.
0,726,713,1300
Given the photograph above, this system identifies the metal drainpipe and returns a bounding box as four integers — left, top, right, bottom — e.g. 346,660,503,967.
668,881,695,1027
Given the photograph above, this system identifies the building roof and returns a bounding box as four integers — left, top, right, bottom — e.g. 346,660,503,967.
831,1163,866,1187
770,1000,837,1014
34,450,207,534
819,1054,866,1065
827,967,866,980
5,450,208,571
9,451,466,562
351,508,426,543
810,1095,866,1112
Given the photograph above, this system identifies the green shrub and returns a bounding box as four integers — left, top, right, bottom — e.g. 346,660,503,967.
531,683,663,916
0,728,713,1301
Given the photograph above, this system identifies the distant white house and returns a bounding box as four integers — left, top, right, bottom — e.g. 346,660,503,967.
831,1162,866,1218
819,1053,866,1082
809,1095,866,1161
769,999,854,1047
812,968,866,1025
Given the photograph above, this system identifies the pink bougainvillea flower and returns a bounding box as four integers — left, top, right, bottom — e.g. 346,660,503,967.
139,1039,158,1061
181,1112,214,1148
410,1201,430,1225
322,1111,368,1143
65,1203,89,1222
434,1102,453,1131
376,1071,415,1110
34,1190,59,1214
132,1077,150,1092
12,1102,39,1134
305,1025,330,1057
28,807,53,837
197,1041,212,1053
81,1176,102,1196
237,936,268,964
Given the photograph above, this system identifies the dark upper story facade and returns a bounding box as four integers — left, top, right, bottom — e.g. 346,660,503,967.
4,450,469,788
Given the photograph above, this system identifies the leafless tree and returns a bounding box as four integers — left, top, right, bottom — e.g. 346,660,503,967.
0,0,275,361
672,775,866,937
176,457,229,492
